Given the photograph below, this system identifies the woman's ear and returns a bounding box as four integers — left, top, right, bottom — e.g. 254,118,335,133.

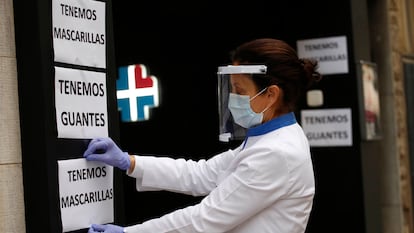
266,85,281,103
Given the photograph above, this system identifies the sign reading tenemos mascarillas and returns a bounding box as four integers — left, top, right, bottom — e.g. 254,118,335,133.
52,0,106,68
55,67,108,139
296,36,348,75
58,158,114,232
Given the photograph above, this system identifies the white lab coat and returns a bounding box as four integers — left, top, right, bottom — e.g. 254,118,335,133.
125,112,315,233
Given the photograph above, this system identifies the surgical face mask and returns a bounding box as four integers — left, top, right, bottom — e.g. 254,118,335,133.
228,88,269,128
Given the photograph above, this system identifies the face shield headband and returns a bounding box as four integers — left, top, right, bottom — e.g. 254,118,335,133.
217,65,267,142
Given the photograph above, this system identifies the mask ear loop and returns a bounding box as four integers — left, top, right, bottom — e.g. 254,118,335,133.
260,103,272,114
250,87,272,114
249,87,268,101
260,84,281,114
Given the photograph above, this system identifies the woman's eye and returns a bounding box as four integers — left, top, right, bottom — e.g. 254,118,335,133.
233,88,246,95
238,90,248,95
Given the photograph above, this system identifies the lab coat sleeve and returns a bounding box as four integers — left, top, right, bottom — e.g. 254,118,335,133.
124,147,292,233
127,149,237,195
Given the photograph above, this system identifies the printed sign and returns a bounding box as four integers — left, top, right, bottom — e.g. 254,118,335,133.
300,108,353,147
58,158,113,232
297,36,348,75
52,0,106,68
55,66,108,139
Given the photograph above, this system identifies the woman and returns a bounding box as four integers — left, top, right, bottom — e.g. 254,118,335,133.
84,38,322,233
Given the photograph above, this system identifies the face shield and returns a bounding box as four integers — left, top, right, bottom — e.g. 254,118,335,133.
217,65,267,142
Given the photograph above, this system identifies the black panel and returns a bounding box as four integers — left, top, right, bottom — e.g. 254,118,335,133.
112,1,365,233
14,0,121,232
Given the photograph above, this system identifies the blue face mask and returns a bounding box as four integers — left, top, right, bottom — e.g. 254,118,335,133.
228,88,269,128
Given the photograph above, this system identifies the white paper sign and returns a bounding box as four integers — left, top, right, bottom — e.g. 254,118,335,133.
55,66,108,139
52,0,106,68
300,108,352,147
58,158,114,232
297,36,348,75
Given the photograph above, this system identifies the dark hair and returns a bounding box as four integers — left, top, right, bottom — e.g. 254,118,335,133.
230,38,322,111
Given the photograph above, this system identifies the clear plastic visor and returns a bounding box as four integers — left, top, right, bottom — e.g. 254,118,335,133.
217,65,267,142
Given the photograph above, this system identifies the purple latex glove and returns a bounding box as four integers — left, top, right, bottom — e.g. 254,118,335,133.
88,223,124,233
83,137,130,170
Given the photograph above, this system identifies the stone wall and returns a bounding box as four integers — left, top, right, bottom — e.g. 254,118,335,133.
0,0,26,232
388,0,413,232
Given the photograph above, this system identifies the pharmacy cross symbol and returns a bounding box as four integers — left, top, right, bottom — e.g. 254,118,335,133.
116,64,159,122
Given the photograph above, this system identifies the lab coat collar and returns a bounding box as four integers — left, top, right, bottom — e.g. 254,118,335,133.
246,112,297,137
241,112,297,149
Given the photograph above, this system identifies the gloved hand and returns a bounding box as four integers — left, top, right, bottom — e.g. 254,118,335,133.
88,223,124,233
83,137,131,171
